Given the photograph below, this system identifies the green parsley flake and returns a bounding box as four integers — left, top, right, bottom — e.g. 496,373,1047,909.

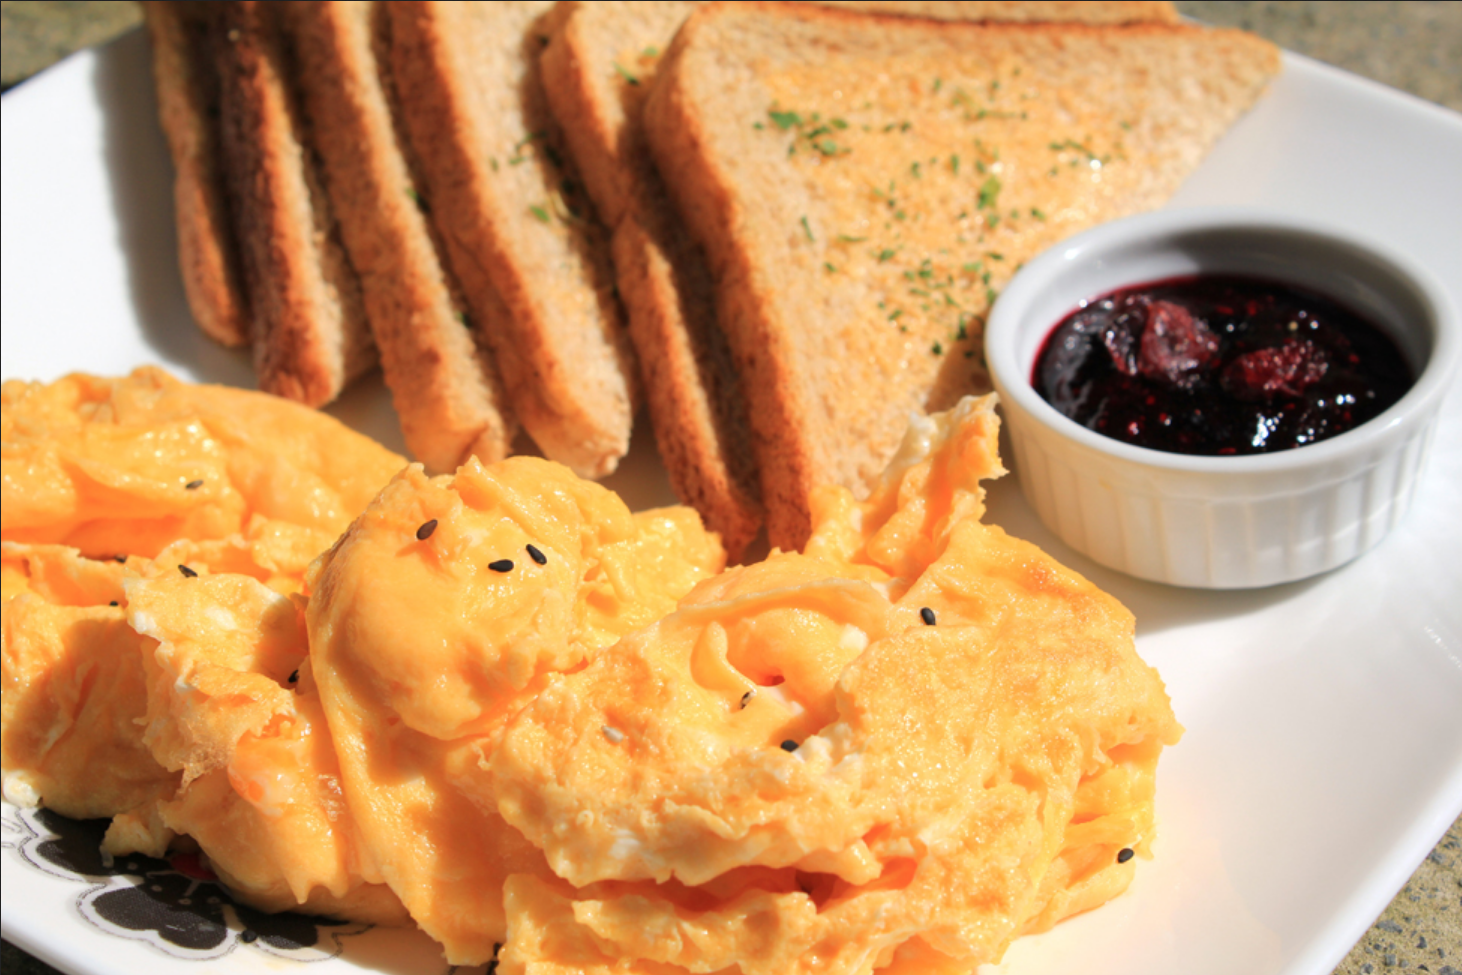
1049,138,1099,161
530,205,551,223
769,109,802,130
977,175,1002,210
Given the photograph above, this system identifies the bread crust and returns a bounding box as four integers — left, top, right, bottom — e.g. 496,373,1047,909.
645,2,1279,549
142,1,251,349
215,0,375,408
814,1,1179,24
284,1,516,472
385,0,639,480
543,1,763,557
538,0,1183,556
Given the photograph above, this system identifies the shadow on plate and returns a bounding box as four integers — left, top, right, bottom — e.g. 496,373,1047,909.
94,29,252,389
982,456,1326,640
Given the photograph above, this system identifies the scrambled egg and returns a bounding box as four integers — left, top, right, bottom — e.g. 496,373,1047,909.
488,397,1180,973
1,371,1181,974
306,456,725,958
2,367,403,560
2,368,407,920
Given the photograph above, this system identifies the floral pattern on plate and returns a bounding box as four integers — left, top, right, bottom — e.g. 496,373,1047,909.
2,803,370,963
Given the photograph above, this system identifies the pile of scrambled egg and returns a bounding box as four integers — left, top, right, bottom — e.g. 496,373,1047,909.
1,368,1181,973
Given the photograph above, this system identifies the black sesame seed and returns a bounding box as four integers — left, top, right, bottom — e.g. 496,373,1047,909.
416,519,438,541
185,479,204,490
489,559,514,573
114,555,127,563
920,607,936,626
526,543,547,565
1117,847,1134,864
239,929,258,944
780,739,798,752
288,670,299,684
178,564,197,578
109,601,119,607
740,689,756,709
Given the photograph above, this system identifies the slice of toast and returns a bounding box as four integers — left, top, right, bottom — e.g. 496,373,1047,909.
539,0,1181,558
644,2,1279,550
215,0,376,408
542,1,763,558
386,0,639,480
283,1,516,473
815,1,1180,24
142,1,250,349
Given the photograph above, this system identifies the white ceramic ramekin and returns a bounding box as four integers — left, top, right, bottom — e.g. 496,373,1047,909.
985,207,1460,589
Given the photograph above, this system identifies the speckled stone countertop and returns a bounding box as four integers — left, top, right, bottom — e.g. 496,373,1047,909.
1,2,1459,975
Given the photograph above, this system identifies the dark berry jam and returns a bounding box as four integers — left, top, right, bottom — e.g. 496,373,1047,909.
1033,275,1414,455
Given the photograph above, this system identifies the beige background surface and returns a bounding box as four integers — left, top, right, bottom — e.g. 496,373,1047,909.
1,2,1458,974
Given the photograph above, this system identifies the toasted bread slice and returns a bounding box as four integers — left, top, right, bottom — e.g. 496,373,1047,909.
543,1,762,557
215,0,375,408
283,1,516,472
645,2,1279,550
385,1,638,480
142,1,250,349
541,0,1182,556
815,1,1179,24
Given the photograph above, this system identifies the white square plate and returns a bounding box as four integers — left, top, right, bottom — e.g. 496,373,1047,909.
3,27,1460,975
